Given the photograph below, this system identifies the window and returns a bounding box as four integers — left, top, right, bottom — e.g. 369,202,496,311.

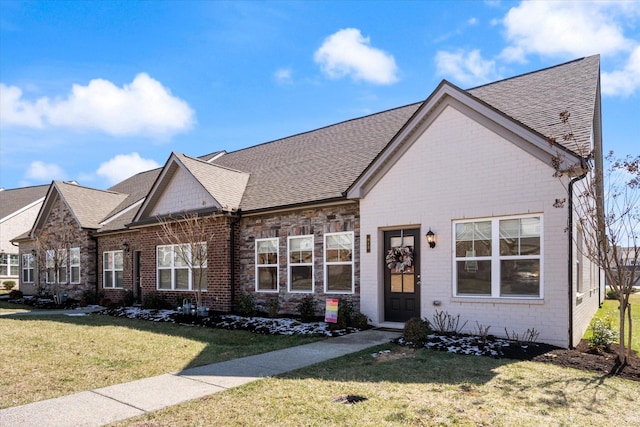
104,251,124,288
324,232,354,293
70,248,81,284
45,250,55,283
288,235,313,292
0,253,19,276
455,215,542,298
58,249,68,284
256,238,278,292
156,243,207,291
22,254,34,282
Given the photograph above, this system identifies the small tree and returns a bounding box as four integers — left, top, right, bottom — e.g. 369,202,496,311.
32,222,76,303
156,211,213,310
550,110,639,367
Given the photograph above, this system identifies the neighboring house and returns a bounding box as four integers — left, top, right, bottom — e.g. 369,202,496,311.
0,185,48,287
15,56,604,348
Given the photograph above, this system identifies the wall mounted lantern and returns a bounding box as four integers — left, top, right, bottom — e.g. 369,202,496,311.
31,249,37,257
122,242,130,252
426,229,436,249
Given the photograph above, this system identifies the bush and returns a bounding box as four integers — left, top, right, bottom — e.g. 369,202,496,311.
606,289,619,300
237,292,256,316
403,317,431,344
588,317,618,353
297,295,317,322
122,290,135,307
350,312,370,329
81,289,103,305
142,292,173,309
3,280,16,290
266,297,279,318
9,289,23,299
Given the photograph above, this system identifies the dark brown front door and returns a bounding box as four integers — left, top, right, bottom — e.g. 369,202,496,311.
384,228,420,322
133,251,142,304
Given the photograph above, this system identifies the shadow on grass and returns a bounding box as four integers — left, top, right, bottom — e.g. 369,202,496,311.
1,311,320,372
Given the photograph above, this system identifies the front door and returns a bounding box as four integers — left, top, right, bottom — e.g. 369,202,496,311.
133,251,142,304
384,228,420,322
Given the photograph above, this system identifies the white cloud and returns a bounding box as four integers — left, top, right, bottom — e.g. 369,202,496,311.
0,84,45,127
602,46,640,97
25,161,66,182
96,152,160,185
0,74,195,139
500,1,637,61
314,28,399,85
274,68,293,85
435,49,500,87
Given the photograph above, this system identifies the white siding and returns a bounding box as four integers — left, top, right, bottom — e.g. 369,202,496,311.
360,105,598,348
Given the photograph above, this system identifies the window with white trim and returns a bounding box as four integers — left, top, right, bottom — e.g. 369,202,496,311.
256,238,278,292
58,249,68,284
22,253,35,283
103,251,124,288
156,243,207,291
0,253,19,276
454,215,542,298
324,232,354,293
288,235,313,292
70,247,81,284
45,250,55,284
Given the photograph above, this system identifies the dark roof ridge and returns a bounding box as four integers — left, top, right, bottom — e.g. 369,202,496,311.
467,55,594,91
222,101,424,156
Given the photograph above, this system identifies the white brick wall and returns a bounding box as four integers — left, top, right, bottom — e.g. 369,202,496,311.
359,105,599,348
151,167,217,216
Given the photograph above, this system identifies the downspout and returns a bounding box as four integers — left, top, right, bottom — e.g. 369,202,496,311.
230,210,242,312
567,166,588,349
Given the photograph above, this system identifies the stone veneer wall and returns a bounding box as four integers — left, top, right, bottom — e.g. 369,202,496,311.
97,215,234,311
19,198,97,300
237,202,360,317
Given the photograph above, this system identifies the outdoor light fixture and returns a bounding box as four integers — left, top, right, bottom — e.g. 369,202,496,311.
31,249,37,256
122,242,130,252
426,229,436,248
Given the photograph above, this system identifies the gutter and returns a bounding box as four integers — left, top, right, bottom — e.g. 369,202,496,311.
567,167,588,349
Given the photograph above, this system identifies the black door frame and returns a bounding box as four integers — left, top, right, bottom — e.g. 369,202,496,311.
383,228,421,322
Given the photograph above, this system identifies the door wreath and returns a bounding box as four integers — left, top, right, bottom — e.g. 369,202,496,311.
386,246,413,272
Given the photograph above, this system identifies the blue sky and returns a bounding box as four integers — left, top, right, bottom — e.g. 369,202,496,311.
1,0,639,190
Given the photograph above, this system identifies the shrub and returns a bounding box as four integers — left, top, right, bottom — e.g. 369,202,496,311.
122,290,135,307
237,293,256,316
3,280,16,290
142,292,173,309
81,289,103,305
265,297,279,318
430,310,467,335
403,317,431,344
588,317,618,352
297,295,317,322
350,312,370,329
605,289,618,300
9,289,23,299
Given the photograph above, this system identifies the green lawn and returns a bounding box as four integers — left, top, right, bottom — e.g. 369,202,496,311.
111,344,640,427
0,314,319,409
585,292,640,352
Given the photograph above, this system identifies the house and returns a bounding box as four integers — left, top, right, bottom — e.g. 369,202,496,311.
14,55,604,348
0,185,48,287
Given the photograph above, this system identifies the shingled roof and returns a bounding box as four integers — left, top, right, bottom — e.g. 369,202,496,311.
0,185,49,221
205,55,599,213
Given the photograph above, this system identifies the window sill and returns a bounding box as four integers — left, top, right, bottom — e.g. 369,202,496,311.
325,290,355,295
451,297,544,305
257,289,279,293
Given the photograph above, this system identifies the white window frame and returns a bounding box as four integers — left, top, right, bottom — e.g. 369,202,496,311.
453,214,543,299
58,249,68,284
70,247,81,284
103,250,124,289
22,253,35,283
324,231,354,294
156,243,207,291
0,253,19,276
255,238,279,293
45,250,55,284
287,235,314,293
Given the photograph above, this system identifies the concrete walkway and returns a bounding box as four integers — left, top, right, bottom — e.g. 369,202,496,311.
0,329,400,427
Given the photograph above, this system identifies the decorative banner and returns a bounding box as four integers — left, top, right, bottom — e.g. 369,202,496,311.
325,298,339,323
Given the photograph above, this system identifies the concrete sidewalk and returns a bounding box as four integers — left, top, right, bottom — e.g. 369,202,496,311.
0,329,400,427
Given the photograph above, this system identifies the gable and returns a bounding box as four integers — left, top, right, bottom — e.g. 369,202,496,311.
149,166,218,216
347,82,585,200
